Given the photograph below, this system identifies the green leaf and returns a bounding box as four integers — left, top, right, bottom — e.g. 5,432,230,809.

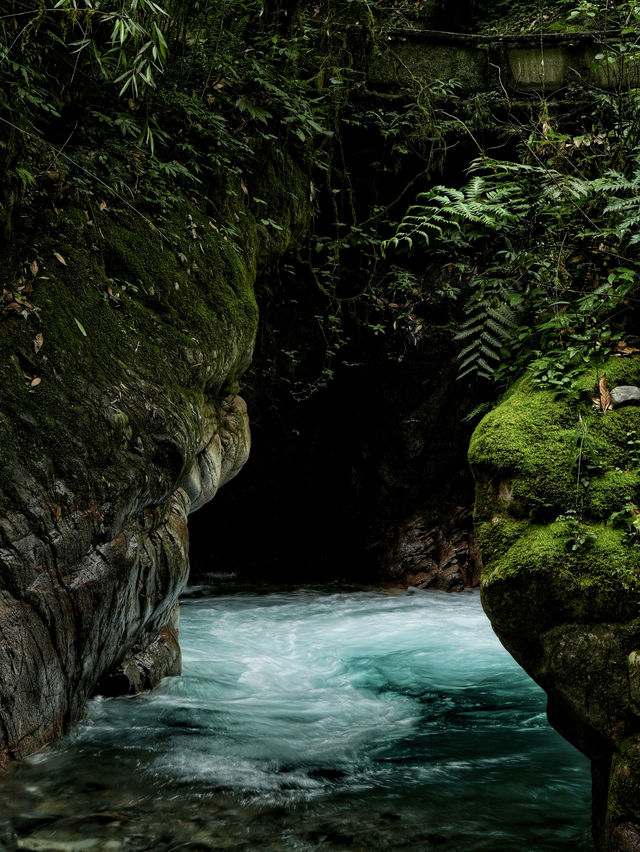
235,97,273,125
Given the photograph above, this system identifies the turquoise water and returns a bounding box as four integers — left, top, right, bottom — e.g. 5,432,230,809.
0,589,592,850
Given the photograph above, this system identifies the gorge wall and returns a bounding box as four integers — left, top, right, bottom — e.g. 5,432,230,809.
0,147,310,760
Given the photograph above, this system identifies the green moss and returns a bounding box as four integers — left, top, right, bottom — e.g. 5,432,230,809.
483,521,572,582
0,150,309,513
471,366,640,621
475,515,530,558
469,376,576,518
585,469,640,519
608,737,640,822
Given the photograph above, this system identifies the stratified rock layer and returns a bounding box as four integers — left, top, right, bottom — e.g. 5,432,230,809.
469,359,640,851
0,152,309,762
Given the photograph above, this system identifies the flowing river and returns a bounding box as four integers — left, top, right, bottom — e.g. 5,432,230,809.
0,588,592,851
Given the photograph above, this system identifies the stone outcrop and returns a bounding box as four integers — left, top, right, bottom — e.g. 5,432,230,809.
386,506,478,591
469,357,640,850
0,152,309,762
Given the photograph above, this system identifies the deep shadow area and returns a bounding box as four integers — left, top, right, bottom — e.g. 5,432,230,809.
189,330,478,586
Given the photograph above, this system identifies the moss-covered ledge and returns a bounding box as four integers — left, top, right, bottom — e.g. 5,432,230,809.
469,359,640,852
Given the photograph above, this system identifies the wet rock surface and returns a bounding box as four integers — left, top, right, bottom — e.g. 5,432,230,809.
0,374,252,763
0,148,309,762
386,506,478,591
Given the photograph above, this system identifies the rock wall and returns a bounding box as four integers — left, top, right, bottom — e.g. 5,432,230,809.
469,358,640,850
0,152,310,762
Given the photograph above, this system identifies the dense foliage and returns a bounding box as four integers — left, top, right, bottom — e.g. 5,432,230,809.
386,0,640,407
3,0,640,408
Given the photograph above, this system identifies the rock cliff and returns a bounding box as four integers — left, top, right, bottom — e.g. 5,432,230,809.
0,153,309,763
470,358,640,850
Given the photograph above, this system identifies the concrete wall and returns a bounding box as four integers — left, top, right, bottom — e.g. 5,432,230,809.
363,29,638,95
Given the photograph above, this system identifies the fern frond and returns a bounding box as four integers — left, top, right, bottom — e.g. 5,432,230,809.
454,299,517,383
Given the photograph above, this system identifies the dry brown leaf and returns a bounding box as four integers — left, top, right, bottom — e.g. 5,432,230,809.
53,251,67,266
240,178,249,196
30,259,39,276
55,504,61,520
99,200,108,211
599,374,612,413
612,340,640,357
30,377,41,388
12,294,34,310
34,333,43,353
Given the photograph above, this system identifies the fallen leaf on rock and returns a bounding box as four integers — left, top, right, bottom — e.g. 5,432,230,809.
30,377,41,388
53,251,67,266
34,333,43,353
594,374,612,413
55,504,61,520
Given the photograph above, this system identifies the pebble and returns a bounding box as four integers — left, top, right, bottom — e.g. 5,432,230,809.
611,386,640,407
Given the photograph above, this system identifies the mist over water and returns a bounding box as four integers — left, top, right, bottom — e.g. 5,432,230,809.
0,589,592,850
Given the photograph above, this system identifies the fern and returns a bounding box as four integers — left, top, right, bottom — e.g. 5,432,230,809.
454,301,518,382
385,159,535,252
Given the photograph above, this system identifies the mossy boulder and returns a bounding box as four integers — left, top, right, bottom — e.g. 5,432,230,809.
470,366,640,850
